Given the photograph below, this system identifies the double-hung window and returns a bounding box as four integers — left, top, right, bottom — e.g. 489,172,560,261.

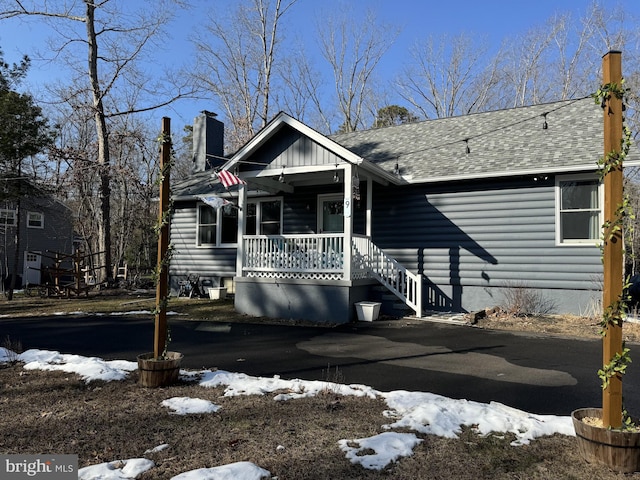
197,197,283,246
27,212,44,229
246,199,283,235
556,174,602,245
197,203,238,246
0,209,16,226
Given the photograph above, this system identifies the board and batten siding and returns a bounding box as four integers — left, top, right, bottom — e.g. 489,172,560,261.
371,178,602,313
242,126,344,173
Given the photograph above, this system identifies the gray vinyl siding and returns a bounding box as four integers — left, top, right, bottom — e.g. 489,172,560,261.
169,201,236,285
0,196,74,283
282,185,367,235
372,177,602,296
20,197,74,256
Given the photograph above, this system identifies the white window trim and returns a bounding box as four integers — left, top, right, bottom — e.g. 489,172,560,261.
27,211,44,229
247,197,284,235
197,197,284,247
196,202,239,248
0,209,17,226
555,173,603,246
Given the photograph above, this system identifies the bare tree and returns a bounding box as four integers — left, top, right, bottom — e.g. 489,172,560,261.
192,0,298,151
0,0,194,282
397,33,499,119
315,7,399,133
277,46,324,126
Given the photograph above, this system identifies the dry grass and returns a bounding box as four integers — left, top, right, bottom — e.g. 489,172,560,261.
3,290,640,478
0,290,326,327
473,310,640,343
0,365,636,480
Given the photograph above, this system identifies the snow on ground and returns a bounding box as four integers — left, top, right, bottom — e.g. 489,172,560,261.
0,347,576,479
162,397,221,415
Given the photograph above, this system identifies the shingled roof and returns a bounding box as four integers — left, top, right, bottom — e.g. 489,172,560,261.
330,97,635,183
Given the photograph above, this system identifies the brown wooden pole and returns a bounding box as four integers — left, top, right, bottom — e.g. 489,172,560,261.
154,117,171,358
602,50,624,428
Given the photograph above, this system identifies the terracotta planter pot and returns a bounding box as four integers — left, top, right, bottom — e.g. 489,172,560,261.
572,408,640,473
137,351,183,388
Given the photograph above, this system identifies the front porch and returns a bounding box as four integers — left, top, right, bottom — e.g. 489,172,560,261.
211,113,423,323
234,233,422,322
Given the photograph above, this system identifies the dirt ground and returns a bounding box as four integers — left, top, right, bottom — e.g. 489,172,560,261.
2,293,640,478
471,308,640,343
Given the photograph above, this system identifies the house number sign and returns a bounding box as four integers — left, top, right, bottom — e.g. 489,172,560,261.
344,197,352,218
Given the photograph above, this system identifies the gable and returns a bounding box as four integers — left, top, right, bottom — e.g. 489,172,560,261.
238,124,346,174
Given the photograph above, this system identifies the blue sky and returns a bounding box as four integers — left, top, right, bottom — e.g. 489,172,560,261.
1,0,639,130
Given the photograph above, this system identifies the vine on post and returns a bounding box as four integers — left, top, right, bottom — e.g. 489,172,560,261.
153,118,173,359
593,51,633,429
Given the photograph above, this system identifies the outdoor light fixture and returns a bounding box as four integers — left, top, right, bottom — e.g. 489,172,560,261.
333,164,340,183
278,168,285,183
465,139,470,154
394,160,399,175
542,112,548,130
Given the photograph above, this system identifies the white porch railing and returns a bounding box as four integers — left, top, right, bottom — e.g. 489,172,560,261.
352,235,422,318
243,234,345,280
242,234,422,317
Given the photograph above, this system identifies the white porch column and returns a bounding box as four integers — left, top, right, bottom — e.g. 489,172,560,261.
343,163,353,281
366,176,372,237
235,184,246,277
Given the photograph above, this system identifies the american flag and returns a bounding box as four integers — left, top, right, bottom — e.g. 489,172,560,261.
217,170,246,188
198,195,230,209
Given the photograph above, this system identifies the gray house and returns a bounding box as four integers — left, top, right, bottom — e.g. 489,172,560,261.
0,192,75,289
170,98,637,323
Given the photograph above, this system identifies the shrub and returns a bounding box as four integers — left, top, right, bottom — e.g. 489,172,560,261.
500,282,557,316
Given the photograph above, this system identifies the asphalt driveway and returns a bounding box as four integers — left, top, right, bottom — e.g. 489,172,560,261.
1,314,637,416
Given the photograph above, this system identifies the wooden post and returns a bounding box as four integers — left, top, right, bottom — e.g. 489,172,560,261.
154,117,171,359
602,51,624,428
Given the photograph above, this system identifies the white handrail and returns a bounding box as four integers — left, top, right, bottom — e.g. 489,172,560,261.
352,235,422,318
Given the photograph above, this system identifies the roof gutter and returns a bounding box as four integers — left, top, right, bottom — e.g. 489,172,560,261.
407,161,640,185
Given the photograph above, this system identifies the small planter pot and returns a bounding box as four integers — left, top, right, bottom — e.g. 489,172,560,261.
208,287,227,300
137,351,183,388
572,407,640,473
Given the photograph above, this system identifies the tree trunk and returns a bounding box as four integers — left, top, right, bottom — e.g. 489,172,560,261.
85,0,111,284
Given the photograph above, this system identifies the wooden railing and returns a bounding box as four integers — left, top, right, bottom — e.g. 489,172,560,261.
242,234,422,317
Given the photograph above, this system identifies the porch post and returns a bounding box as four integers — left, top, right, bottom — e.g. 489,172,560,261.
366,176,372,237
236,184,246,278
343,163,353,281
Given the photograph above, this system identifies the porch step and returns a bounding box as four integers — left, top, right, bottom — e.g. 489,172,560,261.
376,292,412,317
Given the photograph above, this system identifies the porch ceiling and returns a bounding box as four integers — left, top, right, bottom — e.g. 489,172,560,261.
244,163,391,194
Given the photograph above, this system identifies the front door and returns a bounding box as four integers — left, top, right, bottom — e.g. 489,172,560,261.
318,194,344,233
24,251,41,286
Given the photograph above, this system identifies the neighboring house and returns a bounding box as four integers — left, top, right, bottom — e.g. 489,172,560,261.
170,98,639,323
0,193,75,288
